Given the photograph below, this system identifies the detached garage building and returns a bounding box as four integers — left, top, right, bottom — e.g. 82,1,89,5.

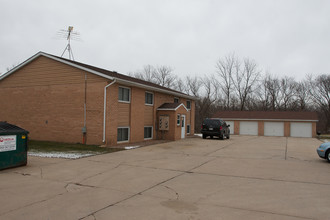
213,111,318,138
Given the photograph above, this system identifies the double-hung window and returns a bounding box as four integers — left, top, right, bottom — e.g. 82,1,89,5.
145,92,153,105
144,126,153,139
118,87,130,102
186,100,191,110
117,127,129,142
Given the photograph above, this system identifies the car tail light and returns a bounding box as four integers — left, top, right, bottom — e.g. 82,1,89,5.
220,126,222,130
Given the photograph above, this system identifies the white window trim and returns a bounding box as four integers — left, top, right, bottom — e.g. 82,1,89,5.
187,124,191,134
177,114,181,126
117,126,130,143
186,100,191,110
118,86,131,103
145,91,154,106
144,126,153,140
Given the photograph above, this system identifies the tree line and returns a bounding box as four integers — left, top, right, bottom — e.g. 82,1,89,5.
130,54,330,133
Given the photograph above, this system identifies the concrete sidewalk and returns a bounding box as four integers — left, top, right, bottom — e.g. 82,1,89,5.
0,136,329,219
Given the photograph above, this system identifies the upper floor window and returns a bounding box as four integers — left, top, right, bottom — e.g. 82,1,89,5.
118,87,130,102
186,100,191,110
174,97,179,103
145,92,154,105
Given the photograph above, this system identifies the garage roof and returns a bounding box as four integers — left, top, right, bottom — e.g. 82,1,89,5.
213,111,318,122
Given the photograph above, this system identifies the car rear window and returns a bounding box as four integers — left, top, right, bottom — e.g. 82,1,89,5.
203,119,221,127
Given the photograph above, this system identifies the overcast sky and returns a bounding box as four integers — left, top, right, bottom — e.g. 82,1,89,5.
1,0,330,80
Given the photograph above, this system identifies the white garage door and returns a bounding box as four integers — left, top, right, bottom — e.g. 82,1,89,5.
290,122,312,138
226,121,234,134
240,121,258,135
264,122,284,136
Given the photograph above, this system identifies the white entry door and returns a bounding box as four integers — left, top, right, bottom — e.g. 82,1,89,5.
181,115,186,139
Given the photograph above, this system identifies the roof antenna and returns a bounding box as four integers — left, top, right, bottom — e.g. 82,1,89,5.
58,26,80,60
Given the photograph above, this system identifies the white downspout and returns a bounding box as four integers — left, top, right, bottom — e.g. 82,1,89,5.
103,79,116,143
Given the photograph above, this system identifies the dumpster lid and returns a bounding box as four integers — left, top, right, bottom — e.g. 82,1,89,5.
0,122,29,135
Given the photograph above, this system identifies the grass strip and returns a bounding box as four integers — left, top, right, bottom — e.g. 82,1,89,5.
28,140,123,154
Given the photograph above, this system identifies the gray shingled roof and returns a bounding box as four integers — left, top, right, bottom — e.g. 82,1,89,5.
45,53,192,98
0,51,196,100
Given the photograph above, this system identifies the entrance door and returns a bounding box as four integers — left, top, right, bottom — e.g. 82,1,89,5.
181,115,186,139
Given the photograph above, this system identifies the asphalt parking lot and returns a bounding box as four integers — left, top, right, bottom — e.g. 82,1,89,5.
0,136,329,220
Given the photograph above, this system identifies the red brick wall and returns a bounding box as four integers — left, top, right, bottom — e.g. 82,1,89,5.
0,56,107,144
0,56,196,146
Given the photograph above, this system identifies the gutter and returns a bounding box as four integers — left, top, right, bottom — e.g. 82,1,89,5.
103,79,116,143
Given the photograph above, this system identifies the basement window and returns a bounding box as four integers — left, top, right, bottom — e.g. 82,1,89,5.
117,127,129,142
144,126,153,139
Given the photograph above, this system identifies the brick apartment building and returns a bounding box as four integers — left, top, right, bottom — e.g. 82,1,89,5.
0,52,196,146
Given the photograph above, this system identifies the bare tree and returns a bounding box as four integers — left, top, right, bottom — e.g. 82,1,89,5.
173,78,186,93
215,54,237,109
194,75,219,131
129,65,156,82
264,75,281,111
254,74,272,110
185,76,202,97
129,65,177,89
277,76,297,110
295,80,311,110
231,58,260,110
153,66,177,88
309,74,330,132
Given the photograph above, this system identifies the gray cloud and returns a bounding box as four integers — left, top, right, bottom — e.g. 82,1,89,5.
1,0,330,80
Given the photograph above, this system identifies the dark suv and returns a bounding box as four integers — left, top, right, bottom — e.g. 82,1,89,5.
201,118,230,140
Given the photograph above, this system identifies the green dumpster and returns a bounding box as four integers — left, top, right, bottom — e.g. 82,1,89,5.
0,122,29,170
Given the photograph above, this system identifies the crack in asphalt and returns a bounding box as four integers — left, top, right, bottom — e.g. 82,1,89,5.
78,172,186,220
163,185,179,200
192,170,330,186
78,158,216,220
203,136,259,157
209,203,314,220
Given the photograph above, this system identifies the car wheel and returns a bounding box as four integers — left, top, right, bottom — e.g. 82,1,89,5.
227,133,230,139
202,134,206,139
326,150,330,162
